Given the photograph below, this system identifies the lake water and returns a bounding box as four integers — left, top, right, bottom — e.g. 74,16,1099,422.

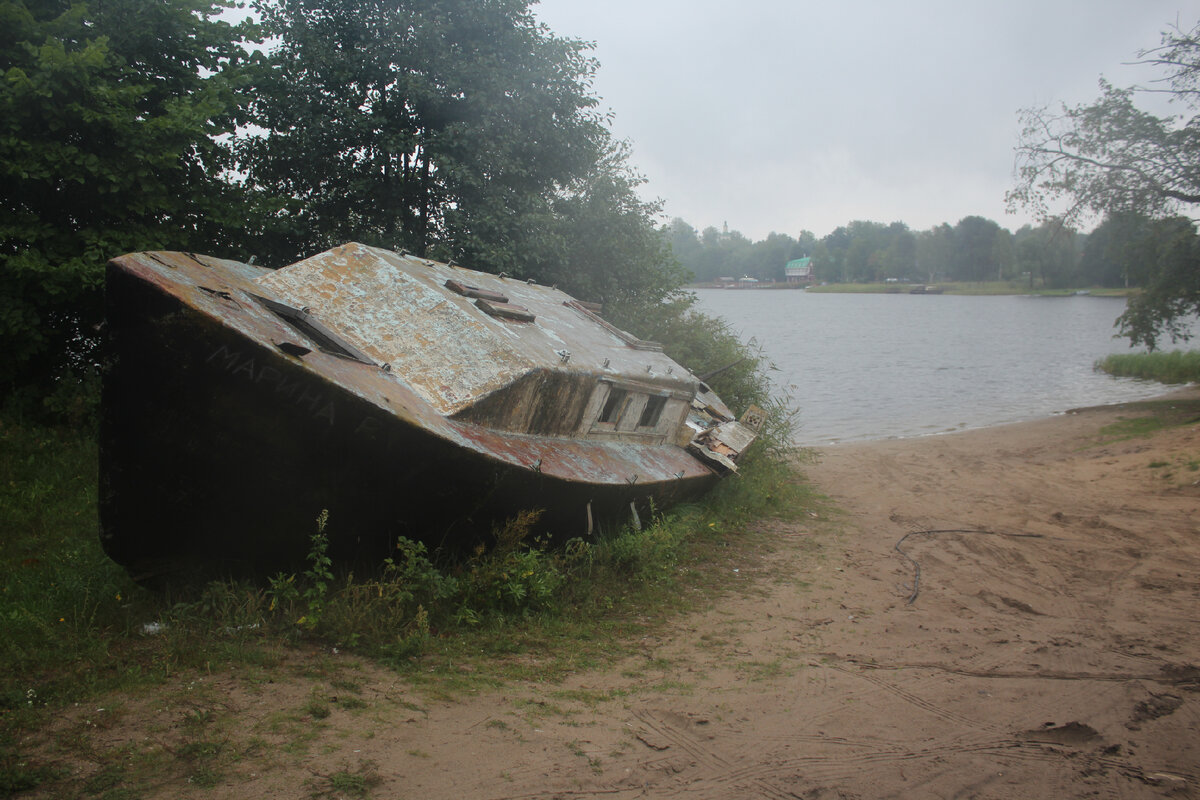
693,289,1197,446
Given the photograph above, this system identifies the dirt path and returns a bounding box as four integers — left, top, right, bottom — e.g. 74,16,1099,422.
42,392,1200,798
375,392,1200,799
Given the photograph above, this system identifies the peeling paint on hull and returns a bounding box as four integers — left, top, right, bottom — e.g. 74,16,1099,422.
100,244,751,579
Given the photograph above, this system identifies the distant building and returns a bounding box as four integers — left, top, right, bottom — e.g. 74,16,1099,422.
785,256,814,284
736,275,759,288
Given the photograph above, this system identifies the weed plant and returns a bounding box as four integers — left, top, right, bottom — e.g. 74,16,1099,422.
260,442,809,664
1096,350,1200,384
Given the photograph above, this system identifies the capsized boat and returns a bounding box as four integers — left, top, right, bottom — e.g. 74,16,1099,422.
100,243,763,578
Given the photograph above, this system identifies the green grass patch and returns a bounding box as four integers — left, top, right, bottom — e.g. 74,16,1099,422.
1093,396,1200,444
0,420,139,690
1095,350,1200,384
1146,453,1200,483
804,282,913,293
309,760,381,798
1098,415,1172,442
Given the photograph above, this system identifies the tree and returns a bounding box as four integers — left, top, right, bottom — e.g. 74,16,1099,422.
841,224,879,283
666,218,702,279
241,0,600,267
916,224,954,283
746,232,804,282
813,221,916,283
237,0,689,316
531,144,687,314
1116,216,1200,348
950,216,1005,282
815,225,850,282
1078,212,1154,287
878,222,917,279
1013,222,1079,289
0,0,255,401
1009,20,1200,347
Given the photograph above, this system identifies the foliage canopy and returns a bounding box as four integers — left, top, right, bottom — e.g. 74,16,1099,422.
0,0,256,399
2,0,711,413
1008,20,1200,348
237,0,685,314
238,0,604,266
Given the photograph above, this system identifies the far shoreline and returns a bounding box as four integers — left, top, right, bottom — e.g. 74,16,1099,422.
689,280,1132,297
799,383,1200,449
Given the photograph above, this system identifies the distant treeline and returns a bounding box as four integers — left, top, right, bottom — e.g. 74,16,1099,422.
668,212,1193,289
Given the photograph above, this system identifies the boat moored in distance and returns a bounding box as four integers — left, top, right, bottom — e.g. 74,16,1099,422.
100,243,763,579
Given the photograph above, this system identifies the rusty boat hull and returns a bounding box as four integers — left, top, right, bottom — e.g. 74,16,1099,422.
100,245,756,579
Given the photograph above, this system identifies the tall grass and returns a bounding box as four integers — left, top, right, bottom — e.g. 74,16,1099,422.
0,421,143,702
1096,350,1200,384
0,419,143,794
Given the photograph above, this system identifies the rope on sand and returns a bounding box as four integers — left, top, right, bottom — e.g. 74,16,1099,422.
895,529,1045,605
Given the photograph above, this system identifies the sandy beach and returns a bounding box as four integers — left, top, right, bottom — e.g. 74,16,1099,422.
43,389,1200,798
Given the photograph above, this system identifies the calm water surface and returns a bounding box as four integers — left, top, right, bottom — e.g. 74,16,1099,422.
693,289,1196,445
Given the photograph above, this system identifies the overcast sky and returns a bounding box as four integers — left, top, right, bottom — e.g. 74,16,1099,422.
531,0,1195,240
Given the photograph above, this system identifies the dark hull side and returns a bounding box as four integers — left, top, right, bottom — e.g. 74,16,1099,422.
100,263,720,580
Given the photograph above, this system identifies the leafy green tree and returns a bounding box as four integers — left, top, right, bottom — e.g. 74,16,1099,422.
814,225,850,282
949,216,1005,281
743,232,801,282
240,0,599,267
1009,20,1200,346
842,226,879,282
1078,212,1154,287
687,224,754,281
0,0,255,403
238,0,690,315
915,224,954,283
795,230,819,255
1013,221,1079,289
666,218,703,279
1117,216,1200,348
818,220,914,283
663,218,740,285
532,146,687,313
667,221,815,285
878,222,917,280
990,227,1016,281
